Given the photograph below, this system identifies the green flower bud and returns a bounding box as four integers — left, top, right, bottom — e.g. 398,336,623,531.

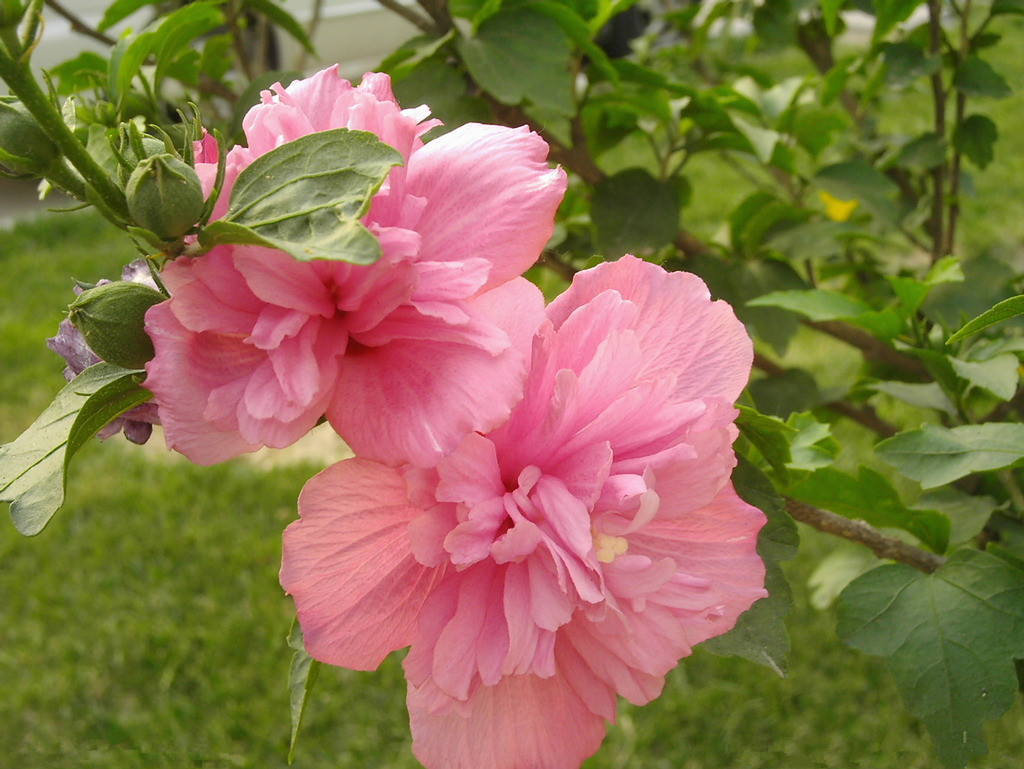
68,281,166,370
125,153,205,240
0,97,59,177
117,133,171,187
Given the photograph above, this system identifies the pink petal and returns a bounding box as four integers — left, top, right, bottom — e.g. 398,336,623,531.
144,303,262,464
404,123,568,291
281,458,446,669
547,255,753,404
407,669,607,769
328,337,528,468
628,482,767,648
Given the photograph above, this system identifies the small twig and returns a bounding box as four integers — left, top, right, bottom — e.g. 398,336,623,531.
786,498,947,574
44,0,116,47
539,250,578,283
926,0,948,262
806,320,931,379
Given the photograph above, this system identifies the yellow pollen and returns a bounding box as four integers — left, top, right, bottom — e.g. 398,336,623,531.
594,532,628,564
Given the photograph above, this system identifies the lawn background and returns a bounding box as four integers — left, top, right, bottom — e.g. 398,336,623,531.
4,22,1024,767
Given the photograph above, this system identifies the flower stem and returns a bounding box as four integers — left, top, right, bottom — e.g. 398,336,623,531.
0,34,129,221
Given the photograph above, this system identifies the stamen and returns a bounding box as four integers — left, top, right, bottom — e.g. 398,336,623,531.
594,532,629,564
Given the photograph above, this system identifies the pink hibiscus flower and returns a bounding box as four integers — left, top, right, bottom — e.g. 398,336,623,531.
144,67,567,466
280,256,767,769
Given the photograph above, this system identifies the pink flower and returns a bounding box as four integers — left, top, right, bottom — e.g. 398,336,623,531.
280,256,767,769
144,67,567,465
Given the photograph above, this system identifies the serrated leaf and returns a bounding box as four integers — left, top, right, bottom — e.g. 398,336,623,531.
954,114,999,170
789,466,949,552
591,168,679,257
287,619,322,763
950,354,1019,400
787,412,839,470
201,128,402,263
947,294,1024,343
736,405,795,478
456,8,574,117
876,423,1024,488
0,363,150,536
953,57,1011,99
702,458,797,674
838,550,1024,768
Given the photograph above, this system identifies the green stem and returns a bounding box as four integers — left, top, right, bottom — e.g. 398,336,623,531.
0,42,129,220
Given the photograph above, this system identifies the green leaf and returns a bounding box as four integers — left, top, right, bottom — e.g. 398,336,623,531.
876,423,1024,488
200,129,403,263
748,288,872,320
246,0,316,55
789,466,950,552
591,168,679,257
99,0,160,31
736,405,795,478
287,619,322,763
896,132,946,171
749,368,823,419
786,412,840,470
868,381,956,416
815,160,901,224
0,363,150,536
702,458,797,675
880,42,941,88
110,2,224,109
950,354,1020,400
731,116,780,164
991,0,1024,14
953,57,1012,99
456,8,574,117
873,0,924,41
918,488,996,546
954,114,999,170
838,550,1024,768
525,1,618,84
947,294,1024,343
818,0,844,36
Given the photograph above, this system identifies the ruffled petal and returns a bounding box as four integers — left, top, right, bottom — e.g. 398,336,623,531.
328,336,528,468
407,669,607,769
404,123,567,290
547,255,753,404
281,458,447,669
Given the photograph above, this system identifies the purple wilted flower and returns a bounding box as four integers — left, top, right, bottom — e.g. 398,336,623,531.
47,260,161,445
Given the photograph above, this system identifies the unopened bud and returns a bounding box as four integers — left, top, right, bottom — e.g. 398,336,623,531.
125,153,205,240
117,133,170,187
0,97,58,177
68,281,166,370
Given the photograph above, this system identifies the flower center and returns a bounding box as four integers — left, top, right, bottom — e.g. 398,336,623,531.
593,532,628,564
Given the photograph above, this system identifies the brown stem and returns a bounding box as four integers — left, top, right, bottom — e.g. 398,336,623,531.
414,0,452,34
786,499,946,574
379,0,441,35
926,0,948,262
44,0,116,46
